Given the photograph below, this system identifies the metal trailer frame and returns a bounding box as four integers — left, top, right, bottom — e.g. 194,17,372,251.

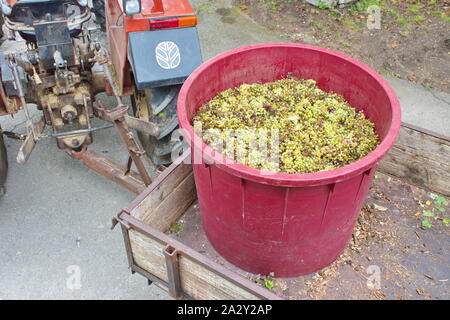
113,150,282,300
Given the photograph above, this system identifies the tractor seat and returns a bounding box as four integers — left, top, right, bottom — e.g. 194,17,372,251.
4,0,91,41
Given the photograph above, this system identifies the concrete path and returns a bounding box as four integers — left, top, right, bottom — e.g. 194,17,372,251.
383,76,450,136
0,0,448,300
194,0,450,136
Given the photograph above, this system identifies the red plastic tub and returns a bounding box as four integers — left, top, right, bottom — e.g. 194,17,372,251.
177,43,401,277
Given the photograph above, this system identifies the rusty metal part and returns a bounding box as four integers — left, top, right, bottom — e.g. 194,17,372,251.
6,46,96,149
50,123,113,137
7,55,38,139
16,117,46,164
0,95,20,116
94,102,127,122
124,115,160,137
164,245,182,299
1,5,105,153
81,95,91,129
40,82,94,148
113,219,172,295
57,134,89,150
93,44,123,106
90,63,106,94
73,149,147,195
61,104,78,122
105,1,134,97
69,97,153,193
82,44,153,191
2,131,26,140
45,103,58,133
95,101,152,186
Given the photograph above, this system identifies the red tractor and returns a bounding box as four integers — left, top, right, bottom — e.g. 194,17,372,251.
0,0,202,195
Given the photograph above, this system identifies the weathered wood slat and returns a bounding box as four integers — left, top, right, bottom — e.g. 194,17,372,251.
141,172,195,231
130,230,169,282
131,161,192,222
379,124,450,196
129,228,265,300
177,254,262,300
126,155,275,299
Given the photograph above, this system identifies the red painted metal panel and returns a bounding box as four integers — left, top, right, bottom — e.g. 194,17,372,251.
106,0,134,96
107,0,197,94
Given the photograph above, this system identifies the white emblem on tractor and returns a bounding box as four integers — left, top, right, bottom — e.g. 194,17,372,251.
155,41,181,70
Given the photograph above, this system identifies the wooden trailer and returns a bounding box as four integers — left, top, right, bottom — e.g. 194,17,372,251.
113,122,450,300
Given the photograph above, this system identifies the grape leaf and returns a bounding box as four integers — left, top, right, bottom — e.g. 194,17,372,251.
422,210,434,217
421,220,432,228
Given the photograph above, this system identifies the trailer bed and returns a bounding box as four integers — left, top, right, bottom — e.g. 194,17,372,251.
114,123,450,300
171,174,449,300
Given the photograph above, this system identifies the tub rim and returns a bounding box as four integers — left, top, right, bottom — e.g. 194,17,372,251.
177,43,402,187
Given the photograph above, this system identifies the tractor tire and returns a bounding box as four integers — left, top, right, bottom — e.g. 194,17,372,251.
0,14,4,40
0,129,8,197
92,0,106,32
131,85,183,167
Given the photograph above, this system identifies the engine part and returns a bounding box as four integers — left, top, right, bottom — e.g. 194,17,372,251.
61,104,78,123
0,0,101,155
34,20,75,69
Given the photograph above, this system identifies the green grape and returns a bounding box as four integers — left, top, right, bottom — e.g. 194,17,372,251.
193,78,379,174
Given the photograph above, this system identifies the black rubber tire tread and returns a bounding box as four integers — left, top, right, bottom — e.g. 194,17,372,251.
0,130,8,197
131,86,182,167
92,0,106,32
0,14,4,39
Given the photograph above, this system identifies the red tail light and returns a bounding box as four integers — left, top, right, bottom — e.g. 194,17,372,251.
149,16,197,30
150,18,179,30
125,15,197,33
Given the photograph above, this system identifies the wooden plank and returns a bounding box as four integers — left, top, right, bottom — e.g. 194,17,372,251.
379,124,450,196
129,230,169,282
141,172,196,231
123,150,191,214
128,227,267,300
126,159,267,299
177,255,263,300
131,161,193,222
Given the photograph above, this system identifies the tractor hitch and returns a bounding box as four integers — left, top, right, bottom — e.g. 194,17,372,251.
6,54,46,164
70,100,154,194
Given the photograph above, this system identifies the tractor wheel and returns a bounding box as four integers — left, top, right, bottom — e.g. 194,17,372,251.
92,0,106,32
0,129,8,197
0,14,4,40
131,85,182,167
